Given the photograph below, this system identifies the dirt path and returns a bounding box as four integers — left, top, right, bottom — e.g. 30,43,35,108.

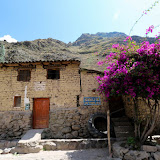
0,148,109,160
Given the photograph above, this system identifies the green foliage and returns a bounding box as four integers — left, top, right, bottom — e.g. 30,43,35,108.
127,137,136,146
127,137,140,150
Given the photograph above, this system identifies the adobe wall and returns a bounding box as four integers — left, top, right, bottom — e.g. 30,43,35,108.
0,62,80,111
123,96,152,119
44,70,108,139
79,70,107,107
123,96,160,133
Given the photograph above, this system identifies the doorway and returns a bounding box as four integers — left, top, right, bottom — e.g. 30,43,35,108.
109,96,125,118
33,98,50,129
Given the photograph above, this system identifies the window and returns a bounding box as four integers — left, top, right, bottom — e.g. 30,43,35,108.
47,69,60,79
14,96,21,107
17,70,31,82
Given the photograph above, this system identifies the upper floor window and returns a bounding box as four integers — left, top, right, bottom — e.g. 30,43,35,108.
17,70,31,82
47,69,60,79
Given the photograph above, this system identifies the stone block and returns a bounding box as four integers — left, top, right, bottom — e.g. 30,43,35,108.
153,152,160,160
68,142,78,150
9,140,18,148
65,133,73,139
42,142,57,150
156,145,160,151
11,145,43,154
62,127,71,134
72,125,80,131
0,141,5,149
72,131,78,137
142,145,157,152
112,142,129,159
56,142,69,150
0,149,3,154
2,148,13,154
124,150,150,160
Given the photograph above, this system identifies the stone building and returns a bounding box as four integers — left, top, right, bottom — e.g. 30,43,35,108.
0,58,107,140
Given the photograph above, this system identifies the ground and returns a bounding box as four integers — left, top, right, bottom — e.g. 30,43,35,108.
0,148,109,160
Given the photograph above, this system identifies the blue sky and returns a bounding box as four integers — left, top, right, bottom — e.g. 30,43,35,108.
0,0,160,43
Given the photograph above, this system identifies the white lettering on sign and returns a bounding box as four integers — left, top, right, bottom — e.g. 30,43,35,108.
34,82,46,91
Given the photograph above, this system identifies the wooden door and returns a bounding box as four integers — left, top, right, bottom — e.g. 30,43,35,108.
33,98,50,129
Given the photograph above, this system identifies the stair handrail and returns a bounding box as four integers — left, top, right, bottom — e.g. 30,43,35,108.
110,108,125,116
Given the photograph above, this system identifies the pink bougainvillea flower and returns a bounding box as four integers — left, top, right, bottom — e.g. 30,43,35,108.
146,25,154,35
97,61,104,66
97,39,160,100
124,36,132,42
143,10,147,14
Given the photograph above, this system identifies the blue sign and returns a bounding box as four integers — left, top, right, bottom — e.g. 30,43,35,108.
25,103,30,110
84,97,101,106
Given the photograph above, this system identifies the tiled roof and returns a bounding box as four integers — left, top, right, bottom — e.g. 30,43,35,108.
0,59,80,64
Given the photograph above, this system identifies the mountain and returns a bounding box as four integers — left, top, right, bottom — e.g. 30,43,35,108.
72,32,127,46
0,32,157,71
71,32,156,55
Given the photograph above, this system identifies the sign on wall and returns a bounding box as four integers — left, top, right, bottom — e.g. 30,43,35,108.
25,103,30,110
34,82,46,91
84,97,101,106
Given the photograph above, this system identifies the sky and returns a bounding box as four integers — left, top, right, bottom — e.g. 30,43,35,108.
0,0,160,43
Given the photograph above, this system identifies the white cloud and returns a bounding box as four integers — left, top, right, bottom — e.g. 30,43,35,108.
0,35,17,43
113,11,120,20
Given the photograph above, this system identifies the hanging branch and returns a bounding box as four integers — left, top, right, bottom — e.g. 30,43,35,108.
129,0,159,36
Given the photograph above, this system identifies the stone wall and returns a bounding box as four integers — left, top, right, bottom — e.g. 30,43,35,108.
112,141,160,160
42,105,107,139
0,105,107,140
0,111,32,140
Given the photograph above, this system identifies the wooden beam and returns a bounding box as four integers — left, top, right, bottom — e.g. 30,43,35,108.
107,108,112,157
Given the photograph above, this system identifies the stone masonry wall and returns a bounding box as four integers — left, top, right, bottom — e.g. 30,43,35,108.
0,111,32,140
42,105,107,139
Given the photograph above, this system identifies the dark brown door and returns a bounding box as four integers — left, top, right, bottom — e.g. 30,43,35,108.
33,98,50,129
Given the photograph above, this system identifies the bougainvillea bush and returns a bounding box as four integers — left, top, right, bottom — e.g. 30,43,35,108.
97,37,160,144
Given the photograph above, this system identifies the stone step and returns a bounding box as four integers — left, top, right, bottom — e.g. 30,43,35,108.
111,117,129,122
10,139,110,154
115,132,134,138
39,138,109,150
11,129,44,154
114,126,134,132
113,121,131,126
18,129,44,144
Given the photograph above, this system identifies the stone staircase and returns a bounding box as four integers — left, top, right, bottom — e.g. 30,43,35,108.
111,117,134,139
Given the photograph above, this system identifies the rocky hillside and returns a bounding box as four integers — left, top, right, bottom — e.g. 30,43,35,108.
0,32,157,71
